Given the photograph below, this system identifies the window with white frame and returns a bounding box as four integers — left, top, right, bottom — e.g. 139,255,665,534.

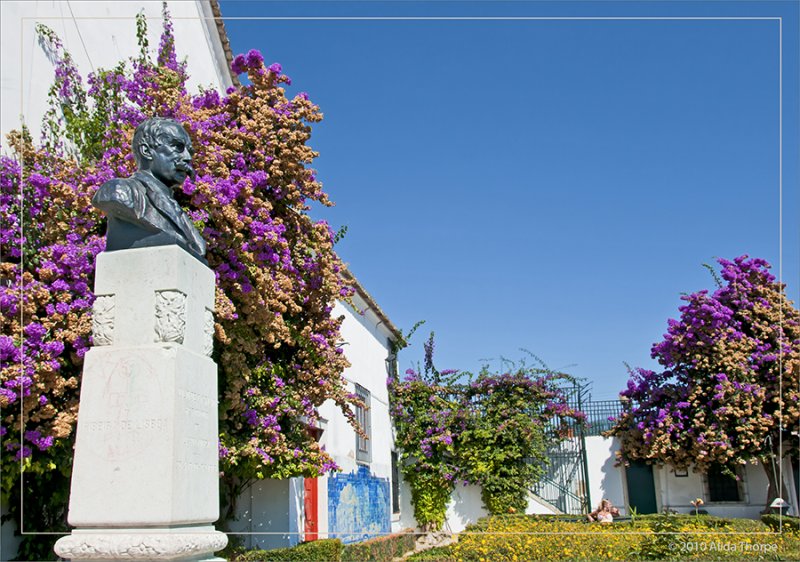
355,384,371,464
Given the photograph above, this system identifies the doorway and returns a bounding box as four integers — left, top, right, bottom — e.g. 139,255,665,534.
626,460,658,514
304,477,318,541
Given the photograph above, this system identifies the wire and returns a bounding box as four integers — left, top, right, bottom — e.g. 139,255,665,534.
66,0,94,74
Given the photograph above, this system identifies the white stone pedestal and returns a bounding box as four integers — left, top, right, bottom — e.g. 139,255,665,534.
55,246,227,561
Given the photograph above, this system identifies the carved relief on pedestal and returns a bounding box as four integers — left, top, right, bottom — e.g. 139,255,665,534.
154,290,187,344
54,531,228,560
203,309,214,357
92,295,115,346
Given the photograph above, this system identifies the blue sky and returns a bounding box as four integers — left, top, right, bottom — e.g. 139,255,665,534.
219,1,799,400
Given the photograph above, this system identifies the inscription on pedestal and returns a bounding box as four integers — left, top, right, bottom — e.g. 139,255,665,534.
83,354,163,462
84,419,167,432
175,386,217,475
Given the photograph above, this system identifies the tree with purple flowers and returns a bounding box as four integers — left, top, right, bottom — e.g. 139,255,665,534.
1,9,363,558
610,256,800,510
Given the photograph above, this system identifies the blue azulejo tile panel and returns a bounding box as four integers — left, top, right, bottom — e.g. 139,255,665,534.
328,464,390,544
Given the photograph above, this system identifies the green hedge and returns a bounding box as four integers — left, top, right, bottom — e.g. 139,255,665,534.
235,539,343,562
405,545,455,561
341,531,417,561
233,532,418,562
762,513,800,532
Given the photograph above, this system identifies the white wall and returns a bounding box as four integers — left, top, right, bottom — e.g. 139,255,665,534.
587,436,800,520
395,474,418,532
320,297,395,480
238,294,400,546
585,435,627,514
445,485,489,533
0,497,21,562
386,480,562,535
316,296,396,539
230,478,303,551
655,459,796,519
0,0,232,145
526,491,561,516
442,484,559,533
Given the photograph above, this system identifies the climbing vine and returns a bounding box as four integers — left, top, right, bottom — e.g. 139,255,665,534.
389,335,585,529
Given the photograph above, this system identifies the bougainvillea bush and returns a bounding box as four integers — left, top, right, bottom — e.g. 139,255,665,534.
610,256,800,508
389,335,585,529
1,9,360,557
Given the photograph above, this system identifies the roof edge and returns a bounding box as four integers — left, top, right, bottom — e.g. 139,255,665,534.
341,269,403,343
206,0,240,87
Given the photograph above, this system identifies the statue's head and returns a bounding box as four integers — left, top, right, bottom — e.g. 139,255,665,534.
132,118,195,188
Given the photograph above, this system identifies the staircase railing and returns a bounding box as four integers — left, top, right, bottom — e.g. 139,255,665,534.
532,475,589,515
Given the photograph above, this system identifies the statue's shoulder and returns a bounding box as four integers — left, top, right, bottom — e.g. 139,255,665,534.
94,175,145,207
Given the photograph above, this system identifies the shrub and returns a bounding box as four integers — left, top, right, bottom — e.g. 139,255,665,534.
405,545,456,561
761,514,800,532
450,514,800,561
341,530,417,561
235,539,343,562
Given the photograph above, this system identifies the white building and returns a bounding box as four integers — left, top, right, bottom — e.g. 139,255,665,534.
650,459,794,519
230,274,409,548
550,401,799,520
0,0,234,146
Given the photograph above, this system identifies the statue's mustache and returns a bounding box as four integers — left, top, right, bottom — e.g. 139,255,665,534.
175,161,196,180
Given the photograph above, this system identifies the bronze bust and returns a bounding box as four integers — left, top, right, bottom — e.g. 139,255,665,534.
92,117,206,260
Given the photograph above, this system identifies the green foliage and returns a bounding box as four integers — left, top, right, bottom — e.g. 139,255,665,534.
333,225,348,245
216,534,247,562
634,514,767,561
135,11,150,59
405,545,455,561
390,336,585,529
406,470,454,530
233,533,418,562
340,530,416,561
452,514,800,561
1,442,73,560
635,514,692,561
460,366,553,514
702,262,724,288
761,514,800,532
235,539,343,562
36,24,124,163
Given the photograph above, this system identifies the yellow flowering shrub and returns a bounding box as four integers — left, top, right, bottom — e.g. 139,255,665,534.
446,514,800,561
452,516,639,561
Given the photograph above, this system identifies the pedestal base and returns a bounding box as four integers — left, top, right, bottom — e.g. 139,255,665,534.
54,526,227,561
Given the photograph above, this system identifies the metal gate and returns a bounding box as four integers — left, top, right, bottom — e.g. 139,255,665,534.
530,382,592,515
